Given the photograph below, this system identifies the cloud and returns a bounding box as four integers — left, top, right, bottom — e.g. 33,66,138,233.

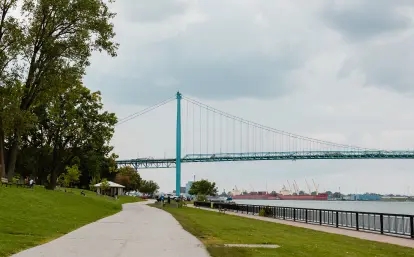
321,1,414,93
322,0,414,41
87,0,333,104
113,0,191,23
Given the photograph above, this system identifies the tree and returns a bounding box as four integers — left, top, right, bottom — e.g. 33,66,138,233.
311,191,317,196
65,165,81,188
6,0,118,179
89,176,100,191
100,178,110,195
299,190,305,195
115,166,141,191
0,0,24,178
189,179,218,196
139,180,159,195
30,83,117,189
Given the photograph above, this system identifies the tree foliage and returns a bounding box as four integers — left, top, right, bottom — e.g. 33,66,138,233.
100,178,110,195
64,165,81,187
114,166,141,191
189,179,218,196
0,0,118,184
139,180,159,195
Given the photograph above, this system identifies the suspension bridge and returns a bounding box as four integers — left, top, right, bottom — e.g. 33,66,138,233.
116,92,414,196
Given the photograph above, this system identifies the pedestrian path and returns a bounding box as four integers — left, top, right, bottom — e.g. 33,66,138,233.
188,205,414,249
12,202,210,257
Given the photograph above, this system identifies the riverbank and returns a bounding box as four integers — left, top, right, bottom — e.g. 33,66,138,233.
0,186,141,257
154,204,414,257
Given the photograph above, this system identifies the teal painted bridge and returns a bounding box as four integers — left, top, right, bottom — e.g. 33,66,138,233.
116,150,414,169
115,92,414,196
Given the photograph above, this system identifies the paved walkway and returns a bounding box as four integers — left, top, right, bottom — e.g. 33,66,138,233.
13,202,210,257
189,205,414,248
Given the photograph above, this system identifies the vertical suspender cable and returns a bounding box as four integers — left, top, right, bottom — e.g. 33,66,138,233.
186,100,188,155
220,114,222,154
192,102,195,156
233,119,235,153
213,109,215,154
240,120,242,153
206,107,208,154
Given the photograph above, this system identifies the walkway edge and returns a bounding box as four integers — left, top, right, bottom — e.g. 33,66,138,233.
188,205,414,249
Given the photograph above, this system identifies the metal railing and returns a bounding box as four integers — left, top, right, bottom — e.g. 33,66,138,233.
193,202,414,239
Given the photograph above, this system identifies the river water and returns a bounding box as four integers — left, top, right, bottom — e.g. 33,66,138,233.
233,200,414,215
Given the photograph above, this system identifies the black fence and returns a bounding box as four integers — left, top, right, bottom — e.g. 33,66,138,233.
193,201,414,239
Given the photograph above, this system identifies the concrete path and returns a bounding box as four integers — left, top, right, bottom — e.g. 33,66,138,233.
12,202,210,257
189,205,414,249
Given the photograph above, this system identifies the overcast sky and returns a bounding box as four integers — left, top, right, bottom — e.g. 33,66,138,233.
84,0,414,195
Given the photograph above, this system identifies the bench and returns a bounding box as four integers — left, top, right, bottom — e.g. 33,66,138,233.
1,177,11,187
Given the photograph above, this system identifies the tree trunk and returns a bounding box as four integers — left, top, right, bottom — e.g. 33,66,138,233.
0,117,5,178
47,166,58,190
6,136,18,180
46,144,60,190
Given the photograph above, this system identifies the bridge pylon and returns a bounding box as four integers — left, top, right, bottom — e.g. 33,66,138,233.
176,91,182,197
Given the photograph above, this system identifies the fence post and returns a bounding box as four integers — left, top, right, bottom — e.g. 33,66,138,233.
411,216,414,239
336,211,339,228
356,212,359,231
305,210,308,223
380,214,384,234
283,208,286,220
293,209,296,221
319,210,322,225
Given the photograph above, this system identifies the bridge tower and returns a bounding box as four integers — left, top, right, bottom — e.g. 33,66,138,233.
176,91,182,197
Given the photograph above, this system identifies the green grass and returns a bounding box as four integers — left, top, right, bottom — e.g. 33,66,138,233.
0,186,142,257
153,205,414,257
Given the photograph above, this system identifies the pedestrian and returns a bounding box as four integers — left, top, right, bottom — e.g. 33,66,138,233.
167,195,171,204
160,195,165,206
29,178,34,189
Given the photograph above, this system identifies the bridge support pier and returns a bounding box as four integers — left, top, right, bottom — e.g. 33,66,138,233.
176,91,182,197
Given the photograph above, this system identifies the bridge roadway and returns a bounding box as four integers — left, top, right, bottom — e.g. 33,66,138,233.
116,150,414,169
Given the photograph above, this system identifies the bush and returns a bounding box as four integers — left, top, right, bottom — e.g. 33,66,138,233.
259,207,273,217
196,195,207,202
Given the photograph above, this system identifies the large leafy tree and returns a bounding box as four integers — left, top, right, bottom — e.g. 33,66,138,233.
30,81,117,189
6,0,118,179
114,166,141,191
139,180,159,195
189,179,218,196
0,0,24,178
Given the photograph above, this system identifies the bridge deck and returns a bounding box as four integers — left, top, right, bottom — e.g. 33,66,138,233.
116,150,414,169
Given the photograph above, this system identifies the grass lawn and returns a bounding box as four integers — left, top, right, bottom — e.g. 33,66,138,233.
0,186,142,257
154,205,414,257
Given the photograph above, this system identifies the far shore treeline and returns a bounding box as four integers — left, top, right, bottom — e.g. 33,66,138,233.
0,0,157,192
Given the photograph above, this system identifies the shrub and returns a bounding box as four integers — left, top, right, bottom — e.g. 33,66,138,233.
259,207,273,217
196,194,207,202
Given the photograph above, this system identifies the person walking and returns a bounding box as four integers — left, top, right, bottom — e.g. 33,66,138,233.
29,178,34,189
160,195,165,206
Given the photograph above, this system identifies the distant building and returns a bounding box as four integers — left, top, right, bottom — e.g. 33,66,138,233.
185,181,193,195
350,194,382,201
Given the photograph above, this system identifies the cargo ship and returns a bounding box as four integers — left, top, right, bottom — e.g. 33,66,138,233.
230,180,329,201
232,192,328,200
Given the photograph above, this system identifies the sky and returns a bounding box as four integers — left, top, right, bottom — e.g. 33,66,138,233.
84,0,414,195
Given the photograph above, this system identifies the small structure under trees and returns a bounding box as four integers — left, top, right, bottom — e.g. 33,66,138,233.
94,181,125,197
